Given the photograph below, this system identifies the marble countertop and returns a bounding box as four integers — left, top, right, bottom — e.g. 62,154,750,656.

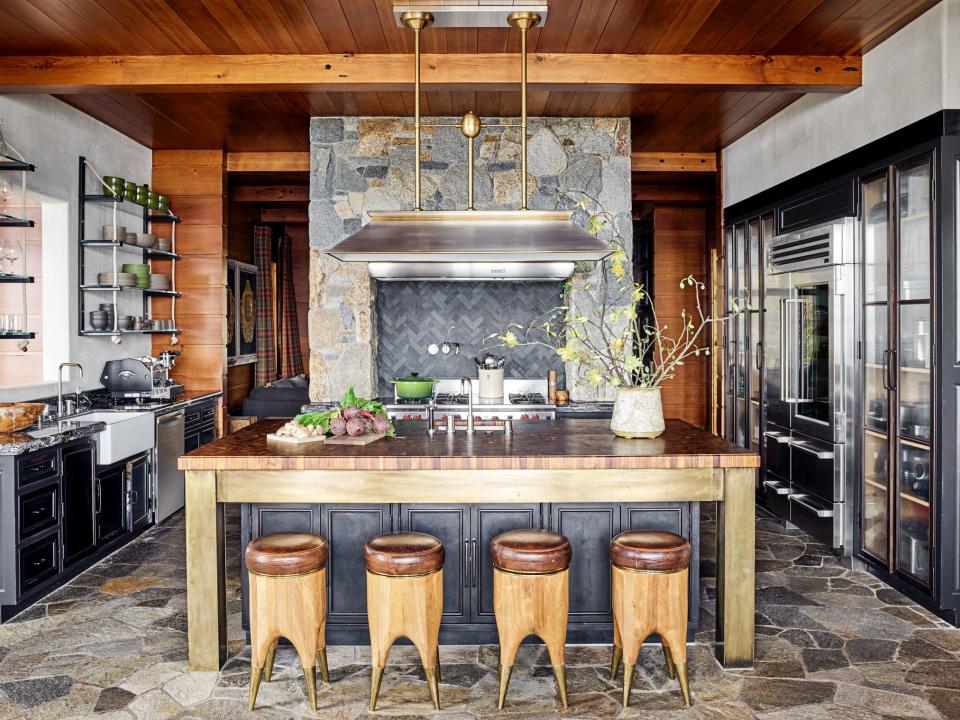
0,419,106,456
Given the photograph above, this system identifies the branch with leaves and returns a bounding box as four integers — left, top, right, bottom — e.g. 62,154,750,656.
486,189,747,390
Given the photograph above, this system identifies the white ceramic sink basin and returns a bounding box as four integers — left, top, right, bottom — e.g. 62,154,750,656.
75,411,155,465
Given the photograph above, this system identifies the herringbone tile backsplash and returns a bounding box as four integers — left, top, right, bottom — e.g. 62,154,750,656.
376,281,566,398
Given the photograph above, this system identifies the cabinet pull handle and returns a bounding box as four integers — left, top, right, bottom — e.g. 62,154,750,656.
472,538,478,588
889,349,898,392
95,479,102,514
464,539,471,588
755,342,762,371
881,349,890,390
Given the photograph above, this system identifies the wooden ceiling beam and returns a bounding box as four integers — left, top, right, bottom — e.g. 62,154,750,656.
261,207,308,223
0,53,862,93
230,185,309,202
226,152,310,172
631,152,718,173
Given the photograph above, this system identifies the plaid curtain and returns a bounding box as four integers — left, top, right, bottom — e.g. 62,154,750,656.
254,225,277,386
276,234,304,377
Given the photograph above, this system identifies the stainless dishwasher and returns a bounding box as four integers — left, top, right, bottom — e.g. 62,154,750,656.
156,410,185,523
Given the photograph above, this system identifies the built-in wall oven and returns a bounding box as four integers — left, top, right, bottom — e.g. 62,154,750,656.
763,218,859,551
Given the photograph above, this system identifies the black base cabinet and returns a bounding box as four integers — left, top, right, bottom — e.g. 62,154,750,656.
0,441,153,622
240,502,700,644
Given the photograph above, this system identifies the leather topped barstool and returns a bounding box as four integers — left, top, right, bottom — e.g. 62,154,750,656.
364,532,444,711
609,530,692,707
245,532,330,711
490,529,572,709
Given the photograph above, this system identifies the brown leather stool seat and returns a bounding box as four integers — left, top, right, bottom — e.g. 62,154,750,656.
245,532,329,576
364,532,445,576
491,529,572,574
610,531,690,572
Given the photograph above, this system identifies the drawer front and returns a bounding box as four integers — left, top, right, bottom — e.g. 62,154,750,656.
201,404,216,421
763,428,790,480
17,450,59,489
761,475,791,521
788,493,839,548
19,483,59,541
19,533,59,594
790,438,842,503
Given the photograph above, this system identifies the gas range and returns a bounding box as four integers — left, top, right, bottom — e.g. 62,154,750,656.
385,377,556,422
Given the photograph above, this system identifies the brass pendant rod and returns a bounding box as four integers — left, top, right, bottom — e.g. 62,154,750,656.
414,23,422,211
520,23,528,210
467,135,475,210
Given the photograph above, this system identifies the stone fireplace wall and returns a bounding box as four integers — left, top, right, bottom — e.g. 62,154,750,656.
308,116,631,401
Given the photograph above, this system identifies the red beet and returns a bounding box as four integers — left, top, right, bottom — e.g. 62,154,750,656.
372,415,388,434
329,416,347,436
343,405,360,420
346,418,365,436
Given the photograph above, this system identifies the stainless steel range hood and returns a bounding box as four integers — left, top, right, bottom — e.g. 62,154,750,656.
327,210,612,280
323,6,612,281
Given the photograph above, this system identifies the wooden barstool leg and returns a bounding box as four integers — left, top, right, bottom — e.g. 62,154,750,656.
366,569,443,712
611,565,652,707
657,568,691,706
662,642,676,679
610,615,622,680
493,569,569,709
263,639,279,682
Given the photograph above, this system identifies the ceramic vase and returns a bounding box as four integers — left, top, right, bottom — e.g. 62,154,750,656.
610,386,665,438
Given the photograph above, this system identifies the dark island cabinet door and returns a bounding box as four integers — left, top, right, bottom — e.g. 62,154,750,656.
471,505,543,622
399,505,470,623
324,504,393,624
128,455,151,532
549,504,619,622
61,443,95,566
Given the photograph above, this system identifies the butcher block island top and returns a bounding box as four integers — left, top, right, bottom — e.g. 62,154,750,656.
181,417,759,672
179,418,759,472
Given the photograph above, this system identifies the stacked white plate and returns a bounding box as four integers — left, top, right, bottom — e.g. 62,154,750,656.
98,271,138,287
149,273,170,290
102,225,127,241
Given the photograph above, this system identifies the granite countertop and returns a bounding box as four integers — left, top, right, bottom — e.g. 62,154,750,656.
0,419,106,456
181,417,759,471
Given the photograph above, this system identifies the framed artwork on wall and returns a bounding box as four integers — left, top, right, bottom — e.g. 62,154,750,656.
227,259,257,366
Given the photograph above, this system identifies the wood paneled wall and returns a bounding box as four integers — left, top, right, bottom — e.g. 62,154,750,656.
151,150,227,395
653,205,708,429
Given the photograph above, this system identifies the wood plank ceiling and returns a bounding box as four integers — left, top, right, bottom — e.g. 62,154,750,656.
0,0,940,152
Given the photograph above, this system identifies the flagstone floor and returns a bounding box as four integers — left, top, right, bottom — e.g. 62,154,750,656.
1,505,960,719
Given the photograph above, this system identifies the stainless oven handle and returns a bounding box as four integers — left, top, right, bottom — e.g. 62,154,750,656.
762,431,791,444
781,298,800,403
788,439,834,459
762,479,791,495
788,493,834,517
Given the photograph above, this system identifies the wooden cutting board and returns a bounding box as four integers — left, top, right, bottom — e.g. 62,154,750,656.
266,432,326,445
325,433,386,446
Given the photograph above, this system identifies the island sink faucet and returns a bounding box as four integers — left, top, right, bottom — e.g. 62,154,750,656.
460,377,475,435
58,362,83,416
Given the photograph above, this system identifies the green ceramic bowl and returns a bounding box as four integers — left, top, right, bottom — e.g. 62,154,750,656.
147,191,160,210
101,176,125,198
123,180,137,202
157,195,170,213
133,184,149,206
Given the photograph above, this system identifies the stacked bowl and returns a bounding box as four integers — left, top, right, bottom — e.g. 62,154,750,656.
102,225,126,242
89,310,109,331
156,238,172,253
98,271,137,287
149,273,170,291
122,263,150,288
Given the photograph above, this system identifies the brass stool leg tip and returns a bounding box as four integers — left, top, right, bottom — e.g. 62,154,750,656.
369,666,384,712
497,664,513,710
610,645,622,681
677,661,692,707
317,648,330,684
248,667,264,711
425,666,441,710
303,663,318,711
264,644,278,683
553,665,568,708
622,662,635,707
662,643,676,680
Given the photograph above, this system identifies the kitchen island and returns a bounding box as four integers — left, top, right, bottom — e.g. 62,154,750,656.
180,418,759,671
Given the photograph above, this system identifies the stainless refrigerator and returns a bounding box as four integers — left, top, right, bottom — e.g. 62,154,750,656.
762,218,859,552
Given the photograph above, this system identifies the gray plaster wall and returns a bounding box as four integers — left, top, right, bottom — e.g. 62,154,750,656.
309,116,631,401
0,94,152,401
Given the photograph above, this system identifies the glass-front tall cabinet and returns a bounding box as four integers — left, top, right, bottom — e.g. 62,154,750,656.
860,153,934,588
724,214,773,455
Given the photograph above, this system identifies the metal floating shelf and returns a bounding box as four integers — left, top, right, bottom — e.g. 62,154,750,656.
0,213,34,228
143,288,181,297
0,156,35,172
82,194,181,223
81,328,182,336
81,239,182,259
0,332,35,339
0,274,34,284
80,284,181,298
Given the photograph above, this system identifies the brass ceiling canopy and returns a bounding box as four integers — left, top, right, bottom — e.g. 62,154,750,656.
326,4,612,281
